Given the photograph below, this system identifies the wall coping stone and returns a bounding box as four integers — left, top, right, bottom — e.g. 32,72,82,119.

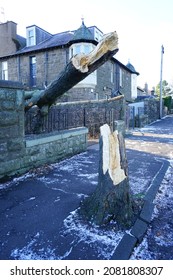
25,127,88,147
0,80,24,89
55,95,124,107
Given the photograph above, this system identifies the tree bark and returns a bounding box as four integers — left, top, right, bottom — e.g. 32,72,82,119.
25,31,119,112
80,124,133,228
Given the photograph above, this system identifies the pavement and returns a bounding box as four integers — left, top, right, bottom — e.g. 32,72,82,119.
0,115,173,260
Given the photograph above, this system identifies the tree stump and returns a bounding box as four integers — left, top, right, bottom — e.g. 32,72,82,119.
80,124,133,228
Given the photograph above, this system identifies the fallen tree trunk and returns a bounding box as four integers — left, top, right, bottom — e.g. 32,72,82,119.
80,124,133,228
25,31,118,112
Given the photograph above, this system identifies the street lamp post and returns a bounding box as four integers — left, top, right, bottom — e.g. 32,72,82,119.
160,45,164,119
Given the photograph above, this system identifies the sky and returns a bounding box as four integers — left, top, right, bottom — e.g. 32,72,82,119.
1,0,173,89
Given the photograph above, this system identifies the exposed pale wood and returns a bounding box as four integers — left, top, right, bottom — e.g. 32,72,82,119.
80,124,133,228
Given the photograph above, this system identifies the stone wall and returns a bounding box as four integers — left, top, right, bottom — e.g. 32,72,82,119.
21,128,88,176
0,81,88,180
144,99,160,123
127,98,166,129
118,65,132,102
0,81,25,179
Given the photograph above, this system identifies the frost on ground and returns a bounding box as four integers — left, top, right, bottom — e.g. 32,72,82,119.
2,150,124,260
1,117,173,260
10,210,124,260
11,232,58,260
62,209,124,260
131,161,173,260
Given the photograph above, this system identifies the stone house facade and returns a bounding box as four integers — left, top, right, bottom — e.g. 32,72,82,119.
0,20,139,102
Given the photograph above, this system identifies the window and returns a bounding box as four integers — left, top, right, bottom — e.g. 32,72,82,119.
30,56,36,87
120,68,123,87
69,43,97,87
69,43,94,59
27,27,36,46
2,61,8,80
75,45,81,55
83,44,91,54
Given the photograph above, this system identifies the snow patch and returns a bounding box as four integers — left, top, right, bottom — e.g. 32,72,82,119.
130,234,156,260
10,232,72,260
27,197,36,201
62,209,124,259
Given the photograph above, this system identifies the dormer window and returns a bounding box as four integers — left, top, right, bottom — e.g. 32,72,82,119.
26,26,36,47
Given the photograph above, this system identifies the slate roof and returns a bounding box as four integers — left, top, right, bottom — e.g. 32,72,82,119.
14,21,96,56
16,35,26,49
15,31,74,55
70,20,94,43
126,62,139,75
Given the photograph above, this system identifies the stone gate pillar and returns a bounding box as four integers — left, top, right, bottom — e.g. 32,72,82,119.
0,81,25,179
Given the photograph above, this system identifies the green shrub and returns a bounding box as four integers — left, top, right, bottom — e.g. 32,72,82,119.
163,96,172,111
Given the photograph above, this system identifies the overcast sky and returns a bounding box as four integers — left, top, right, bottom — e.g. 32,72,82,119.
1,0,173,89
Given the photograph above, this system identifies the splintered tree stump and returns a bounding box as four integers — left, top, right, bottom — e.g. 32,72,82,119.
80,124,133,228
25,31,119,112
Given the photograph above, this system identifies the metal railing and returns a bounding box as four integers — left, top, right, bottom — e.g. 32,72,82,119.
25,106,121,137
125,105,145,129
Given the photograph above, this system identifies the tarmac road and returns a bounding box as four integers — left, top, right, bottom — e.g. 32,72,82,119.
0,115,173,260
127,115,173,260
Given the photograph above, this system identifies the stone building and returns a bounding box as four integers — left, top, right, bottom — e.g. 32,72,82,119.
0,20,139,102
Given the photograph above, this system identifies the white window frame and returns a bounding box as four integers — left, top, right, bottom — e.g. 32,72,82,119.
69,43,97,88
2,61,8,80
120,68,123,87
69,43,94,59
26,26,36,47
131,73,137,99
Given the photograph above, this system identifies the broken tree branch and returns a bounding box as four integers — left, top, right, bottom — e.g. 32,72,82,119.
25,31,119,112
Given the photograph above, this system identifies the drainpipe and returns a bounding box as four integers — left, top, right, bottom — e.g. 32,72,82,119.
159,45,164,119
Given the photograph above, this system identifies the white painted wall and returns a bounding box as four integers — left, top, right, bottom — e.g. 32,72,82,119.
131,73,137,99
74,71,97,88
128,101,144,116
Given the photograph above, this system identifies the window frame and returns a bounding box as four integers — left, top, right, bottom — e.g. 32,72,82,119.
119,68,123,88
1,61,8,80
69,42,94,59
26,27,36,47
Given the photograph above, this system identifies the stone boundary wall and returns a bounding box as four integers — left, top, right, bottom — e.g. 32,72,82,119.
137,99,165,127
22,127,87,177
0,82,88,180
144,99,162,123
127,98,166,128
